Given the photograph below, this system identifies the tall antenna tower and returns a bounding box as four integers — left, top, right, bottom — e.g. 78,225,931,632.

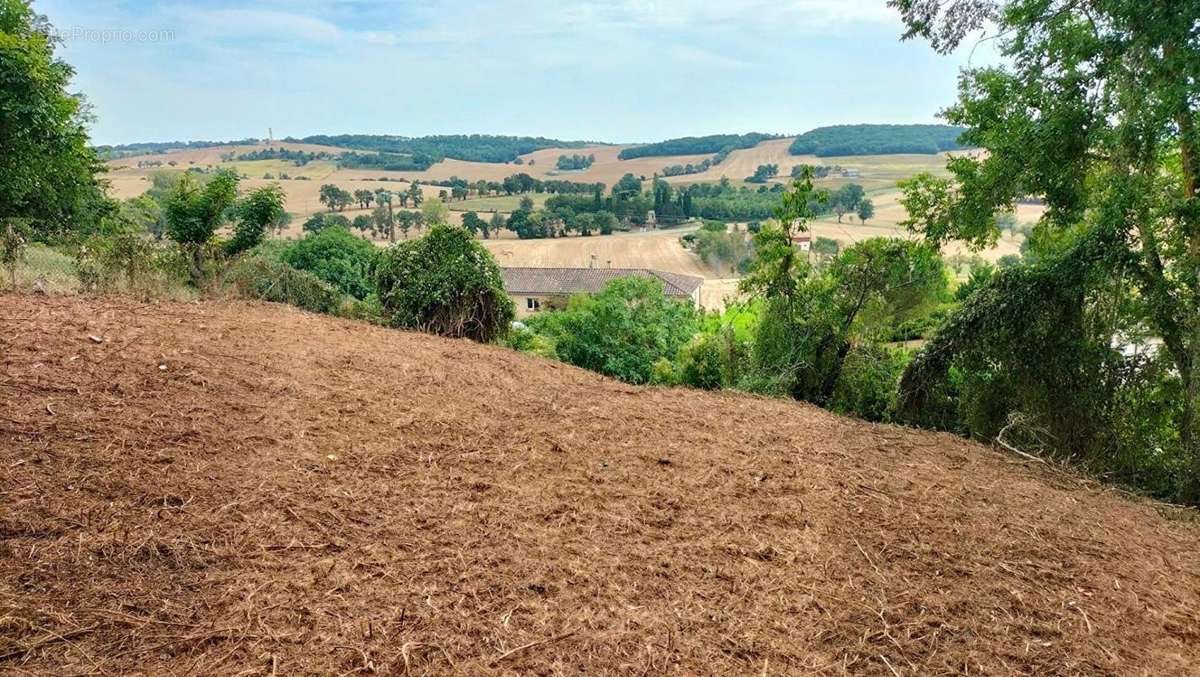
268,127,274,145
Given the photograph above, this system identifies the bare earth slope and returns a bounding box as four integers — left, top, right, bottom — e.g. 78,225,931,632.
2,295,1198,675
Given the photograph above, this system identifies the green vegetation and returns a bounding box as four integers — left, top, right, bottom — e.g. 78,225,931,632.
296,134,594,164
318,184,354,211
788,124,969,156
94,138,259,160
235,147,332,165
886,0,1200,502
1,0,111,241
163,170,285,287
745,164,780,183
373,224,513,342
661,159,713,177
335,151,437,172
512,171,951,422
829,184,866,222
689,222,754,274
517,276,698,384
556,154,595,170
618,133,778,160
226,257,345,316
280,226,378,299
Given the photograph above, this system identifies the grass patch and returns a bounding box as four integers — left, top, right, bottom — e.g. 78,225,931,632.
12,245,79,293
448,194,548,213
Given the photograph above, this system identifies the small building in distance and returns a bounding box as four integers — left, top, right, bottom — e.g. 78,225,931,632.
501,266,704,318
790,232,812,252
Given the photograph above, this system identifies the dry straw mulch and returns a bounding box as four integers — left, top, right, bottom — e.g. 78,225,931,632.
2,294,1198,675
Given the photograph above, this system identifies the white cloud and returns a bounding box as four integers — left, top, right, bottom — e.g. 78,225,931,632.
161,6,344,43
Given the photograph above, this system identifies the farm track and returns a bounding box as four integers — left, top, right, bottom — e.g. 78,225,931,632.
2,294,1198,674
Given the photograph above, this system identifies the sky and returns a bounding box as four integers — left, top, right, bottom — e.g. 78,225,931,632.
38,0,1000,146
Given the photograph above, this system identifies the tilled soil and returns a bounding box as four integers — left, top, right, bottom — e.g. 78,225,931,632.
2,294,1198,675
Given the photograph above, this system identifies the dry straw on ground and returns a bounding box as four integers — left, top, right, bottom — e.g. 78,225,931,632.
2,294,1198,674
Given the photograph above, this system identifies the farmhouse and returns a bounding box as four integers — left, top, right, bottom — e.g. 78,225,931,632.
501,266,703,317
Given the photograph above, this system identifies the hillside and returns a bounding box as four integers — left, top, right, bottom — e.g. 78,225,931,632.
789,124,971,156
2,294,1198,674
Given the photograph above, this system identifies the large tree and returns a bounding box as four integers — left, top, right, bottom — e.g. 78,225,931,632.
891,0,1200,500
0,0,111,240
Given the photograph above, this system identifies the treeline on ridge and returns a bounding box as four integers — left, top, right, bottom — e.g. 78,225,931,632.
617,133,779,160
292,134,597,164
788,124,970,156
96,138,262,160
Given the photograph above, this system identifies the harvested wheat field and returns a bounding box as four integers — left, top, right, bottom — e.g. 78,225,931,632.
2,294,1199,675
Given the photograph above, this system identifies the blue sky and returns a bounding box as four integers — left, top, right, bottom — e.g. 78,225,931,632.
39,0,999,146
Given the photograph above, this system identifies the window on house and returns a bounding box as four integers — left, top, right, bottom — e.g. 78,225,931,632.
526,297,540,311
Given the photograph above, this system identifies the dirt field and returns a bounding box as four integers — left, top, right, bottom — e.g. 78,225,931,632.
2,294,1199,674
103,139,1040,264
483,226,714,279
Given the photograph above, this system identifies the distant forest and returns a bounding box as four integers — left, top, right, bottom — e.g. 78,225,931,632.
293,134,595,164
95,138,261,160
617,133,780,160
788,124,970,156
335,151,439,172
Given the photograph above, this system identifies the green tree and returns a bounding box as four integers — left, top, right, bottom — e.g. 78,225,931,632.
525,276,698,384
741,167,827,304
373,224,514,342
164,171,283,286
891,0,1200,501
462,211,489,238
374,189,395,241
857,198,875,224
281,226,378,299
353,189,374,209
407,180,423,208
0,0,111,240
613,173,642,198
351,214,373,234
830,184,865,223
421,197,450,227
396,209,417,239
319,184,340,212
227,184,284,256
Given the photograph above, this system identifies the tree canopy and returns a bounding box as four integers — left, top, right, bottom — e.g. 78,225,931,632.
617,133,778,160
372,224,513,342
891,0,1200,502
788,124,970,156
0,0,111,240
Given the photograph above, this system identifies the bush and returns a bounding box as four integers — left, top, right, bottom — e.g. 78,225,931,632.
281,226,378,299
650,357,678,386
227,257,344,315
829,344,910,422
373,224,514,342
525,276,697,384
505,327,559,359
676,333,726,390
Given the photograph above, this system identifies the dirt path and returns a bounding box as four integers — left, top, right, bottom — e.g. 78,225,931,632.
2,295,1198,674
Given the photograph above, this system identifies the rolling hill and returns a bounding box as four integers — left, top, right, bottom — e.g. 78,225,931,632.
2,293,1198,674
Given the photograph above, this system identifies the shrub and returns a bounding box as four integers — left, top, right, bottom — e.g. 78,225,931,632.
650,357,678,386
373,224,514,342
281,226,378,299
829,344,910,422
227,257,344,315
676,333,725,390
525,276,697,384
505,327,559,359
